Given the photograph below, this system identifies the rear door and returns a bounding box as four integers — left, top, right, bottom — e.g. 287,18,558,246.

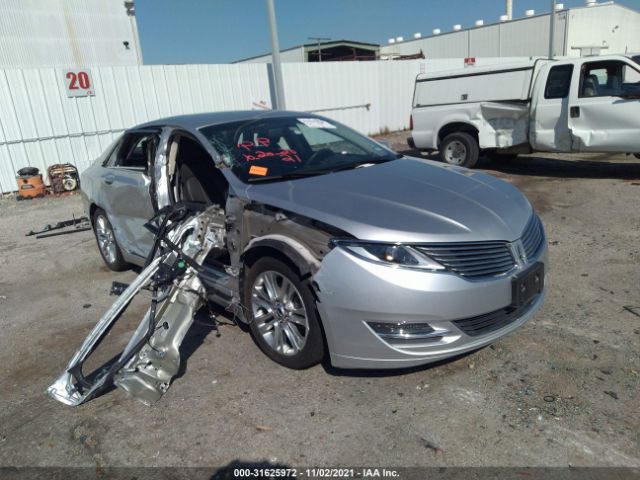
568,58,640,152
101,129,160,259
530,63,574,152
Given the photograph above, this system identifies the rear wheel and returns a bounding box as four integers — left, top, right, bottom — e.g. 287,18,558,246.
92,208,129,271
244,257,324,369
440,132,479,168
634,153,640,160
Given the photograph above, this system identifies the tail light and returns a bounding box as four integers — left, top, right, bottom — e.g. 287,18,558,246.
409,114,413,131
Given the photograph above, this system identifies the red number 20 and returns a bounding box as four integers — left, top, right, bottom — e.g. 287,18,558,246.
66,71,90,90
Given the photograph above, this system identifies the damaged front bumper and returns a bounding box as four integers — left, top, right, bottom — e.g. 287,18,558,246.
47,204,226,406
314,245,547,369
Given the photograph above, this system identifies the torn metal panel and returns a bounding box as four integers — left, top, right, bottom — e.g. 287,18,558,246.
47,204,226,406
241,206,339,263
479,102,530,149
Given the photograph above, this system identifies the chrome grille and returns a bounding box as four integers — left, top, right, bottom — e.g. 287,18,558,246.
521,214,544,260
416,242,515,278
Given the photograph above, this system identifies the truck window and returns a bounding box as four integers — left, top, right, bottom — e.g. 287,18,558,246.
622,64,640,96
579,60,639,98
545,65,573,99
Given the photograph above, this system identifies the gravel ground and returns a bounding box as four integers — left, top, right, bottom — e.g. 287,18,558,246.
0,135,639,470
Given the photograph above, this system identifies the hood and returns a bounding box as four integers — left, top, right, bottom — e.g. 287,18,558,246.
244,158,533,243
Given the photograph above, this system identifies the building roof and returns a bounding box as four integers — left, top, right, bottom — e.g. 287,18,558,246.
233,39,380,63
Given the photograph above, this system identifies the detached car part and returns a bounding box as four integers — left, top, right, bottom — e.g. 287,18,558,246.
47,204,226,406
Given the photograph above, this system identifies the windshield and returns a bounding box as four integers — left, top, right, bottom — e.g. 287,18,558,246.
199,116,398,182
632,55,640,66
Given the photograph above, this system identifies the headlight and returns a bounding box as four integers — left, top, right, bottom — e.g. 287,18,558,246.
333,241,445,271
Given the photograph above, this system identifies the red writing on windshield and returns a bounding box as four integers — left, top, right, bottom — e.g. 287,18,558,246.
242,149,301,163
238,138,271,151
237,138,301,163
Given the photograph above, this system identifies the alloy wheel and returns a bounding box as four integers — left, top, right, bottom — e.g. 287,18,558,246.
95,215,117,264
251,270,309,356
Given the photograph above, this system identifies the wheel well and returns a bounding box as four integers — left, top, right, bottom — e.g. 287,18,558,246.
438,123,479,146
242,246,302,278
89,204,99,224
241,244,330,362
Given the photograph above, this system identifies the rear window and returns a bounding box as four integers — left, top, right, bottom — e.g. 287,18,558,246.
544,64,573,99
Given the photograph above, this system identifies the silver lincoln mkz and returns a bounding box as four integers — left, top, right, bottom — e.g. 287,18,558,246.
81,111,547,370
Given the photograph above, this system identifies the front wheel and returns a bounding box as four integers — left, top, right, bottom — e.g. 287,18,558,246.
440,132,479,168
244,257,324,369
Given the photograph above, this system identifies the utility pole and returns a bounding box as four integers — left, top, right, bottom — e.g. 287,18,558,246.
549,0,556,59
266,0,286,109
308,36,331,62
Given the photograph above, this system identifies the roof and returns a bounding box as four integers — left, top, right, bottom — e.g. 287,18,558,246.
138,110,320,131
233,39,380,63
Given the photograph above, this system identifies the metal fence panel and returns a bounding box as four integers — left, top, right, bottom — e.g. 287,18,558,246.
0,58,526,194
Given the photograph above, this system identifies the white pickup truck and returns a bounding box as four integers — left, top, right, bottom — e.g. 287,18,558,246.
408,54,640,168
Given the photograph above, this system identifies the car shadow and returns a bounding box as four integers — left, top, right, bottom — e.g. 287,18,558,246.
480,154,640,180
321,347,484,378
175,305,234,379
397,147,640,181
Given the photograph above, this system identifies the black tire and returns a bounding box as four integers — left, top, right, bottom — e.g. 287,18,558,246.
634,153,640,160
92,208,129,271
244,257,324,369
484,151,519,162
440,132,479,168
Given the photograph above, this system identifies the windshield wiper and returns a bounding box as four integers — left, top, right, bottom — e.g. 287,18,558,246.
246,156,402,183
247,170,329,183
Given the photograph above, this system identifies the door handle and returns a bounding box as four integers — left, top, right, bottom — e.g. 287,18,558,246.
570,106,580,118
103,175,114,185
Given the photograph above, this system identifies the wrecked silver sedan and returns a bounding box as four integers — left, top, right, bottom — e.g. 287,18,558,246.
49,111,546,406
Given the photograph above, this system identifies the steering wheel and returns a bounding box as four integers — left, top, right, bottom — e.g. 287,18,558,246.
305,148,334,168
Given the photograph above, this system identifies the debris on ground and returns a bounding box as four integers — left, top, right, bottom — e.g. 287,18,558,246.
26,215,90,238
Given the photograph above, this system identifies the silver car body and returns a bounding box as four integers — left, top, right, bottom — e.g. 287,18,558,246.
80,111,547,370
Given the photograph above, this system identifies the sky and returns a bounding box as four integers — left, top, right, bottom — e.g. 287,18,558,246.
135,0,640,64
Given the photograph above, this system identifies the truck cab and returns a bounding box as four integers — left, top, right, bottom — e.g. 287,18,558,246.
410,54,640,167
531,55,640,152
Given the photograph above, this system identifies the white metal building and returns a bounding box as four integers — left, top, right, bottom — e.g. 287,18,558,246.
0,0,142,67
381,2,640,59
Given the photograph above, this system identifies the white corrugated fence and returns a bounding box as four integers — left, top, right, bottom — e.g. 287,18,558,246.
0,57,523,194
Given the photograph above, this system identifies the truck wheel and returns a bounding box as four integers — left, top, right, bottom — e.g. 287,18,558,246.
92,208,129,271
485,151,519,162
440,132,479,168
244,257,324,369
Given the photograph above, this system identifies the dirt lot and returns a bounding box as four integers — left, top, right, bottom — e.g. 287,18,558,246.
0,135,639,470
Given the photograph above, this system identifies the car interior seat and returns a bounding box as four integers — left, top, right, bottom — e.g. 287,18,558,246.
582,74,600,97
174,137,228,207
